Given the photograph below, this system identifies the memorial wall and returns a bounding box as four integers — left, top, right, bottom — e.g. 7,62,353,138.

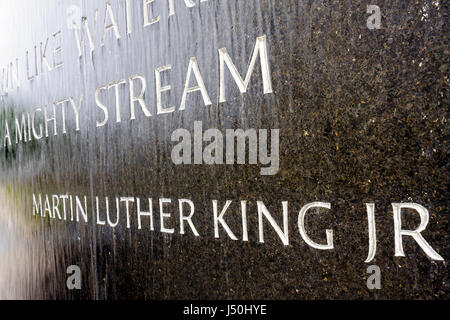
0,0,447,299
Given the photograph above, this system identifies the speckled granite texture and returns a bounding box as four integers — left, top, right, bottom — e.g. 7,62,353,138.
0,0,448,299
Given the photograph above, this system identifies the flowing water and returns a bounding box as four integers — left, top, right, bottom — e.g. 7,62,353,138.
0,0,447,299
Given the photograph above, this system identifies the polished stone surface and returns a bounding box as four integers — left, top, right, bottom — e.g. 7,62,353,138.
0,0,447,299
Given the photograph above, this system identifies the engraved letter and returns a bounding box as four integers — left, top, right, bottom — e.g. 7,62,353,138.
75,196,88,223
32,108,43,140
53,31,63,69
108,79,127,123
298,202,334,250
155,65,175,114
365,203,377,263
40,38,52,73
136,198,154,230
106,197,120,227
179,199,199,236
129,74,151,120
257,201,289,245
219,35,272,102
392,203,444,261
44,104,57,137
180,57,212,111
3,120,11,147
95,197,106,225
143,0,160,27
74,10,98,57
69,95,83,132
102,2,121,46
33,194,43,216
160,198,175,234
15,113,28,144
95,85,108,127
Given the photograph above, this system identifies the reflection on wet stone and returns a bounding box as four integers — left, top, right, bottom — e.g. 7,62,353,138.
0,0,448,299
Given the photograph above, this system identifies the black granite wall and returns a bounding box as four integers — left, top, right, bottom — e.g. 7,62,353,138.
0,0,447,299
